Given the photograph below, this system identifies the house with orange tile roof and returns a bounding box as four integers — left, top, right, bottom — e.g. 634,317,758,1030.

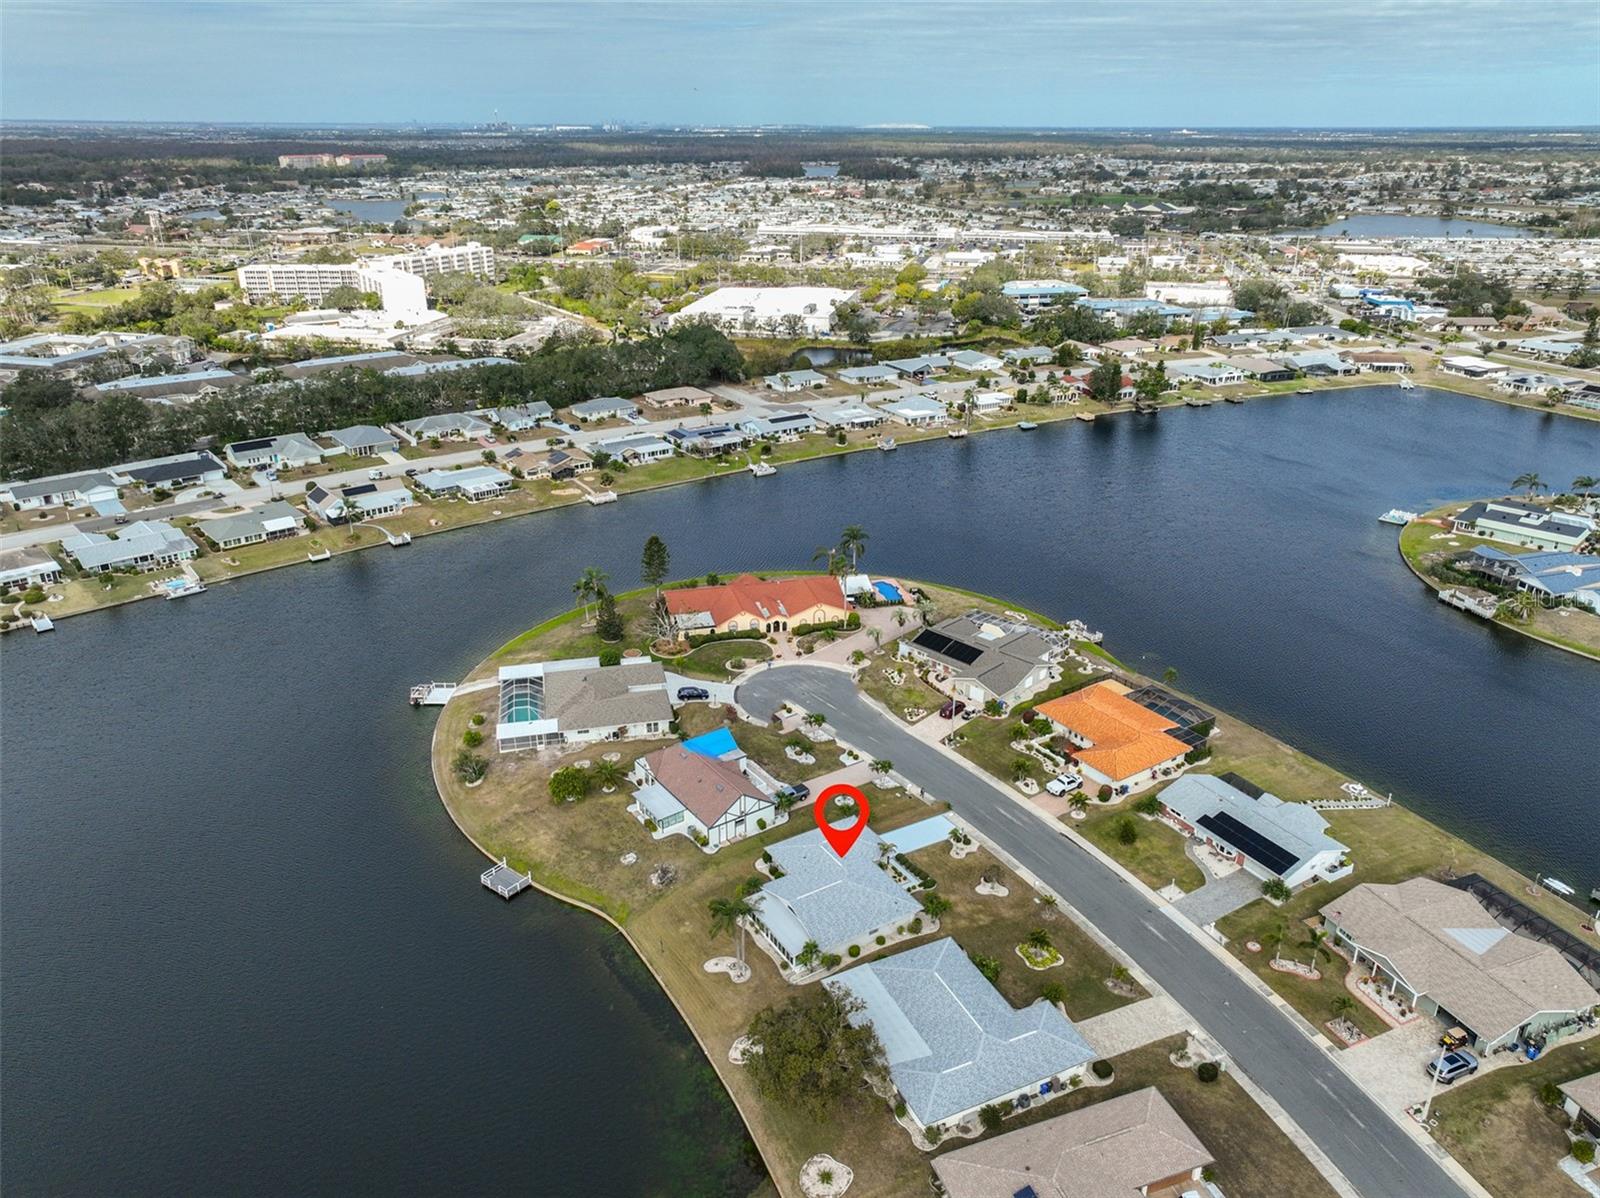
1034,680,1189,795
664,573,849,636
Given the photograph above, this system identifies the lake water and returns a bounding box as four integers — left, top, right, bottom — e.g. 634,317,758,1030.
326,194,446,224
3,386,1596,1192
1296,214,1534,239
802,164,839,178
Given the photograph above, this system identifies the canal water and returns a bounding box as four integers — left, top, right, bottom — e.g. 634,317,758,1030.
2,386,1596,1193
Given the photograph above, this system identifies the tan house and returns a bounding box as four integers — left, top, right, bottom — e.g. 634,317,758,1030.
664,573,848,635
931,1086,1214,1198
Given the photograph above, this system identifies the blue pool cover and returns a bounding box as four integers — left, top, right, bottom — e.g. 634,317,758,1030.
873,580,903,602
681,727,740,760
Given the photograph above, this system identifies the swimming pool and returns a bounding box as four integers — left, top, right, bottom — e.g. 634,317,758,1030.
873,580,903,603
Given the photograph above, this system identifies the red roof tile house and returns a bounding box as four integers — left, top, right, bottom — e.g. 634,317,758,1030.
664,574,849,636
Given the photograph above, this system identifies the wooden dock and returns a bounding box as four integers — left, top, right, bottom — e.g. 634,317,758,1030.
481,858,534,899
1439,588,1498,620
409,682,458,706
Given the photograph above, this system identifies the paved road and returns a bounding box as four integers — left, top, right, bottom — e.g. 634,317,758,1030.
738,665,1469,1198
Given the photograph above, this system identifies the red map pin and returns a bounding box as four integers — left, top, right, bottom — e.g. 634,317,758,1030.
813,784,870,857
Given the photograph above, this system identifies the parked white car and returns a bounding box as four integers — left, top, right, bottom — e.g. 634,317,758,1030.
367,468,387,480
1044,773,1083,797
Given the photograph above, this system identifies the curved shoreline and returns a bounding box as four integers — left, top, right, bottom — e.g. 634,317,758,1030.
1395,515,1600,663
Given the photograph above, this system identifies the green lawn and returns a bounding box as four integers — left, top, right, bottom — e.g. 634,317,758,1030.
857,652,947,720
1431,1037,1600,1198
677,701,845,785
667,638,774,680
51,285,142,312
1079,805,1206,894
948,670,1097,782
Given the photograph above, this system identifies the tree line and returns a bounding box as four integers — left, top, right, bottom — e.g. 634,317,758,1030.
0,323,745,480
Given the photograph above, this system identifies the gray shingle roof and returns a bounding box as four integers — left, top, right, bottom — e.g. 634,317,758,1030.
829,937,1096,1126
751,825,921,956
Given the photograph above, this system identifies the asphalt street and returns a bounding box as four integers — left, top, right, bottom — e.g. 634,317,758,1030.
737,664,1470,1198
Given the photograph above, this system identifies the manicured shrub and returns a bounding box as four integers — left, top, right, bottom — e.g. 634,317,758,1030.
893,1100,907,1118
470,713,486,726
1098,785,1113,801
1040,982,1066,1005
1091,1059,1114,1080
756,818,767,830
969,953,1001,983
909,917,923,934
1116,817,1139,845
1133,793,1161,816
1574,1140,1596,1165
848,944,861,958
875,934,886,946
820,952,842,969
1196,1061,1220,1084
462,729,484,748
597,647,622,667
1262,878,1292,902
978,1104,1006,1132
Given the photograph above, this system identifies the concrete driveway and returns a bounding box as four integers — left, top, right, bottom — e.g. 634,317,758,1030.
736,664,1471,1198
1171,866,1265,927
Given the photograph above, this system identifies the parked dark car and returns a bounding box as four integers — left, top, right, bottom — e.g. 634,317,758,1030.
939,699,967,719
1425,1050,1479,1084
776,783,811,803
676,686,710,702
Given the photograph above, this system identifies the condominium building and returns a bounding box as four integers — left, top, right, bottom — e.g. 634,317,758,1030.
236,242,496,316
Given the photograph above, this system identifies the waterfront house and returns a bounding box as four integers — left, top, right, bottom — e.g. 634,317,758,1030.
0,469,122,511
224,432,326,471
61,520,198,573
305,479,415,524
1464,547,1600,613
118,451,227,492
931,1086,1214,1198
393,412,492,444
1164,361,1244,387
412,465,513,502
747,825,923,968
196,500,305,550
1450,499,1594,552
322,424,400,457
740,410,817,442
1319,878,1600,1053
1438,356,1509,380
1158,773,1351,890
814,404,884,430
897,612,1058,708
628,741,783,850
1224,355,1298,382
569,396,639,422
1495,371,1581,398
495,658,672,752
836,364,900,386
1347,351,1412,374
1272,350,1357,377
0,546,65,591
881,394,948,427
764,369,827,392
1035,680,1189,795
525,448,594,480
595,433,675,465
828,937,1096,1133
666,424,751,456
665,573,848,636
969,390,1011,414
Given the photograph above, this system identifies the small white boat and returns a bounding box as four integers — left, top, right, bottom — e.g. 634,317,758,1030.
747,461,776,476
1296,388,1314,395
163,578,206,600
1379,509,1419,526
1397,376,1416,391
1017,421,1038,430
878,437,897,451
946,427,968,439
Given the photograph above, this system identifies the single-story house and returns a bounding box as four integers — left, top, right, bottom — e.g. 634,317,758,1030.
569,396,639,422
0,546,65,590
666,573,848,635
412,465,513,501
1319,878,1600,1053
1451,499,1594,552
1347,351,1411,374
118,452,227,492
829,937,1096,1132
275,349,417,378
1158,772,1352,889
1464,547,1600,613
224,433,326,471
596,433,675,465
495,657,673,752
195,500,305,550
836,364,900,386
1509,337,1586,362
881,395,948,426
747,824,924,969
1035,680,1189,795
897,612,1059,708
641,385,714,408
1438,356,1509,380
1002,346,1056,366
815,404,884,430
0,469,122,511
1559,1072,1600,1137
946,349,1004,372
1273,350,1357,377
1495,371,1582,397
969,390,1010,413
665,425,750,456
885,354,951,379
931,1086,1215,1198
1164,361,1244,387
393,412,492,444
480,402,552,431
91,367,245,401
322,425,400,456
1224,356,1298,382
764,369,827,392
305,479,414,523
61,519,198,573
526,448,594,480
629,741,783,851
740,410,817,441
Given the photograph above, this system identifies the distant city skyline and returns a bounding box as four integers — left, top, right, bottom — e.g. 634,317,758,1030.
3,0,1598,129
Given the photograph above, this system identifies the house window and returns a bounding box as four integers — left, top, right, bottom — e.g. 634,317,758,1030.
657,810,684,829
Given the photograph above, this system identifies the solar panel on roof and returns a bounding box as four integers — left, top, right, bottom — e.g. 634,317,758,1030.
1126,684,1213,730
1198,811,1298,877
1220,771,1266,799
910,629,983,666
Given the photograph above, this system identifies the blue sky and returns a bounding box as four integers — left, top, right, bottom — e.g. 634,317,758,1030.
3,0,1597,128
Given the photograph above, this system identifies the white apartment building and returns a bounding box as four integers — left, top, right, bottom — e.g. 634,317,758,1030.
236,242,496,316
1144,280,1233,307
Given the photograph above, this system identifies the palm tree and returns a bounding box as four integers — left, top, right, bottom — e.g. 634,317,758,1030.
1331,994,1357,1019
838,525,869,571
707,895,754,967
794,940,820,970
591,759,624,792
1026,928,1053,951
573,566,608,623
1510,471,1546,499
1305,927,1331,969
1270,921,1289,966
1573,475,1598,498
811,544,845,575
1498,590,1538,623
